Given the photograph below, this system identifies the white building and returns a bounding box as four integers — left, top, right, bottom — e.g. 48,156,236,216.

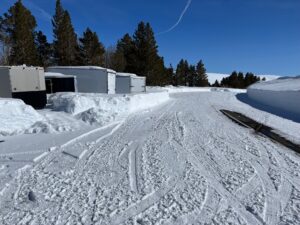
46,66,116,94
116,73,146,94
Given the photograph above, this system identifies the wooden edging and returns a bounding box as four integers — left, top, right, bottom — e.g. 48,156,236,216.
220,109,300,154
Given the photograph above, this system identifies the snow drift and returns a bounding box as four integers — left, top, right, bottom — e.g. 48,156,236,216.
48,92,170,125
0,98,45,136
247,76,300,115
147,86,246,94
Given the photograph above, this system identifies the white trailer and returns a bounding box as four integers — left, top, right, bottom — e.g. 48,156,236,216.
46,66,116,94
0,66,47,109
116,73,146,94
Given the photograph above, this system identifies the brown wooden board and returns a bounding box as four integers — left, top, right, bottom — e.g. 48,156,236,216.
220,109,300,153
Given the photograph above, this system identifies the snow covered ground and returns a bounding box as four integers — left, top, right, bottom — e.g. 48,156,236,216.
0,88,300,225
247,76,300,116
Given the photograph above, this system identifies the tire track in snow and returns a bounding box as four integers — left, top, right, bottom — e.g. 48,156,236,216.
172,107,262,225
129,144,138,193
109,176,179,225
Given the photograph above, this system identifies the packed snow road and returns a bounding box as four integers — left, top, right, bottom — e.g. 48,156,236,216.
1,92,300,225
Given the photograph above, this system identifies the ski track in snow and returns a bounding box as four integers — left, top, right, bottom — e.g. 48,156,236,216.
1,92,300,225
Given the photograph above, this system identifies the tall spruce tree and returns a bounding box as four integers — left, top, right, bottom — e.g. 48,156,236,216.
195,60,209,87
115,33,135,72
188,65,197,87
79,28,105,66
175,59,189,86
36,30,52,67
1,0,38,65
212,80,221,87
52,0,79,65
132,22,165,85
0,15,11,65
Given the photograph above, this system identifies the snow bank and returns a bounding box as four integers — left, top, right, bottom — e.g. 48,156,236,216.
247,77,300,115
0,98,45,136
147,86,246,94
48,92,170,125
165,86,211,93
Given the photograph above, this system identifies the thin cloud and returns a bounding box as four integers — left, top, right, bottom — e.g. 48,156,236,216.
157,0,192,36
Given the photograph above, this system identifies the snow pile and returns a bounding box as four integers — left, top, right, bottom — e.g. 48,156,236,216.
49,92,170,125
247,76,300,115
0,98,45,136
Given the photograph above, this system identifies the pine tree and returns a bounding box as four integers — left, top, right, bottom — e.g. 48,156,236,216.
221,71,260,88
114,33,135,72
132,22,165,85
0,15,11,65
36,30,52,67
195,60,209,87
237,72,244,88
1,0,38,65
188,65,196,87
52,0,79,65
175,59,189,86
79,28,105,66
212,80,221,87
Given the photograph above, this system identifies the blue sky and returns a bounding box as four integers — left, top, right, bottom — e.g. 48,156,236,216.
1,0,300,75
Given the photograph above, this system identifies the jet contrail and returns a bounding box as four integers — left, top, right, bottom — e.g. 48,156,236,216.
157,0,192,36
24,0,52,22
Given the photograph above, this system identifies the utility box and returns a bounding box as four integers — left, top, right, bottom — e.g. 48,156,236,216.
46,66,116,94
0,66,47,109
45,72,77,94
116,73,146,94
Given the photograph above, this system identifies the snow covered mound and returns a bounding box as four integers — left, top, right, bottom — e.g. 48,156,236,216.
206,73,230,84
247,76,300,115
257,74,281,81
49,92,169,125
0,98,45,136
207,73,280,85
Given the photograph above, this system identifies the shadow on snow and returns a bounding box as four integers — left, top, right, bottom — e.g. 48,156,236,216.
236,93,300,124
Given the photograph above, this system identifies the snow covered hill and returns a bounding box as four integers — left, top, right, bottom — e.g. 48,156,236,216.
207,73,281,85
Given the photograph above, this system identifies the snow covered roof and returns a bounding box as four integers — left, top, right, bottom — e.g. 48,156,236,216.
47,66,116,74
249,76,300,91
0,65,43,70
117,72,146,79
117,72,135,77
45,72,75,78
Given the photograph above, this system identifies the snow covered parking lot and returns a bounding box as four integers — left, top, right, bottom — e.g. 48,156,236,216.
1,90,300,225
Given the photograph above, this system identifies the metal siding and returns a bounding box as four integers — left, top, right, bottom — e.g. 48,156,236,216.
38,68,46,90
116,76,131,94
46,68,108,93
107,72,116,94
131,77,146,93
0,68,12,97
9,67,45,93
